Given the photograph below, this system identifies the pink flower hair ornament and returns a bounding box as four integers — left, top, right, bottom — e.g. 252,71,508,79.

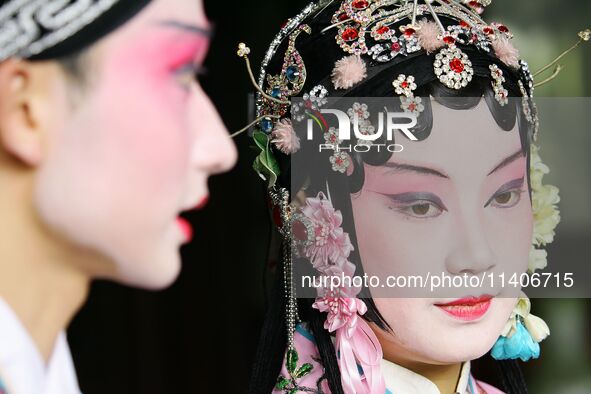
297,192,385,393
298,193,355,270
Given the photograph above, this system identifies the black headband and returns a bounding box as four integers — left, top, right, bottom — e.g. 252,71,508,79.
0,0,152,61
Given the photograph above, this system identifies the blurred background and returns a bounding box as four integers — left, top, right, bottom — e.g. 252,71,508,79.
67,1,591,393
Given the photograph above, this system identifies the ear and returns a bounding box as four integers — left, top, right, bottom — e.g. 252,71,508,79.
0,59,52,167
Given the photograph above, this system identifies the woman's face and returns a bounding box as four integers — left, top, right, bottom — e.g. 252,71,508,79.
350,99,532,364
33,0,237,289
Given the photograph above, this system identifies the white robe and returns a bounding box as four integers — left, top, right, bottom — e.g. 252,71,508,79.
0,297,81,394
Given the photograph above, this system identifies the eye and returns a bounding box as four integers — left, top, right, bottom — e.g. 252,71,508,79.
399,201,444,218
383,192,447,220
489,189,524,208
388,200,445,219
174,63,207,88
486,177,526,209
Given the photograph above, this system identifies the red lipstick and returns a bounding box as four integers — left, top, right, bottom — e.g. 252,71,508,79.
434,295,492,321
176,217,193,242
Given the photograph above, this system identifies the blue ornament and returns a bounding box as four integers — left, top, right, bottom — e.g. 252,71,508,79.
270,87,282,99
286,65,299,82
260,118,274,134
491,319,540,361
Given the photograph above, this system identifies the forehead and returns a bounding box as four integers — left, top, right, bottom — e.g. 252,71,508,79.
96,0,208,48
391,99,522,173
128,0,207,31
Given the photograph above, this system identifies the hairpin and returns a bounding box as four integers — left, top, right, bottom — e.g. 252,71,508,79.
265,24,312,116
392,74,417,96
517,80,533,124
348,102,376,144
490,64,508,106
232,25,312,138
434,46,474,89
330,151,352,173
323,126,352,174
393,74,425,115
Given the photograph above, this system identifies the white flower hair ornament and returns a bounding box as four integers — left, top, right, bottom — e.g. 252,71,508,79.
491,144,560,362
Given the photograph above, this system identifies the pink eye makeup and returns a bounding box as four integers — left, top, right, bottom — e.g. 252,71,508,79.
167,38,209,69
378,191,448,219
485,177,526,209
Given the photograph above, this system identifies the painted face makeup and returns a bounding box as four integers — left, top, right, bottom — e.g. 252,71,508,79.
32,0,237,290
351,100,533,364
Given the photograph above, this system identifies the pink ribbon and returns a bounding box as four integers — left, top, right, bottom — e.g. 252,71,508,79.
335,317,386,394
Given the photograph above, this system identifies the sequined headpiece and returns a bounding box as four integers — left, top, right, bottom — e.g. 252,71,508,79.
235,1,589,159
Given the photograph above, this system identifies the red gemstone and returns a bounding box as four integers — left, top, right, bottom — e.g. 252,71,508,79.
497,24,509,33
335,158,343,165
449,57,465,73
376,26,390,35
305,100,313,109
483,26,494,35
401,81,409,88
443,35,456,45
342,27,359,41
293,220,308,241
391,42,401,51
408,103,417,111
352,0,369,9
338,13,348,21
460,20,469,28
468,1,480,6
404,27,416,37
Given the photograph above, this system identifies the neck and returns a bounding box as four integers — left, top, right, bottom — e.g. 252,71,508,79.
373,324,463,394
0,168,90,363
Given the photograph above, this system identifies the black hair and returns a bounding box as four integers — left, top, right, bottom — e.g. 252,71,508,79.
56,49,89,87
250,2,532,393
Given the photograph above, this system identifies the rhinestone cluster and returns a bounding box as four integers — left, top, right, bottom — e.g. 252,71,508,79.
434,46,474,89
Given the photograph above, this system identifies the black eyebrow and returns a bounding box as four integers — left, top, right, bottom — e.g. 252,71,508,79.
487,149,525,176
157,20,213,37
383,162,449,179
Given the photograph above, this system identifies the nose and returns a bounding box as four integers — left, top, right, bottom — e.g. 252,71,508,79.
445,213,496,275
190,85,238,175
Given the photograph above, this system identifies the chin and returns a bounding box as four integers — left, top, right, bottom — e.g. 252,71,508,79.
115,251,183,290
426,316,508,363
409,329,500,364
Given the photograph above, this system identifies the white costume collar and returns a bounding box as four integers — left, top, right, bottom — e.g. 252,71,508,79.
0,297,81,394
381,357,472,394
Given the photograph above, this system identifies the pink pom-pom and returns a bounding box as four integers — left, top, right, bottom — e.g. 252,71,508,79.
271,119,300,155
492,36,520,69
331,55,367,90
416,19,444,54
